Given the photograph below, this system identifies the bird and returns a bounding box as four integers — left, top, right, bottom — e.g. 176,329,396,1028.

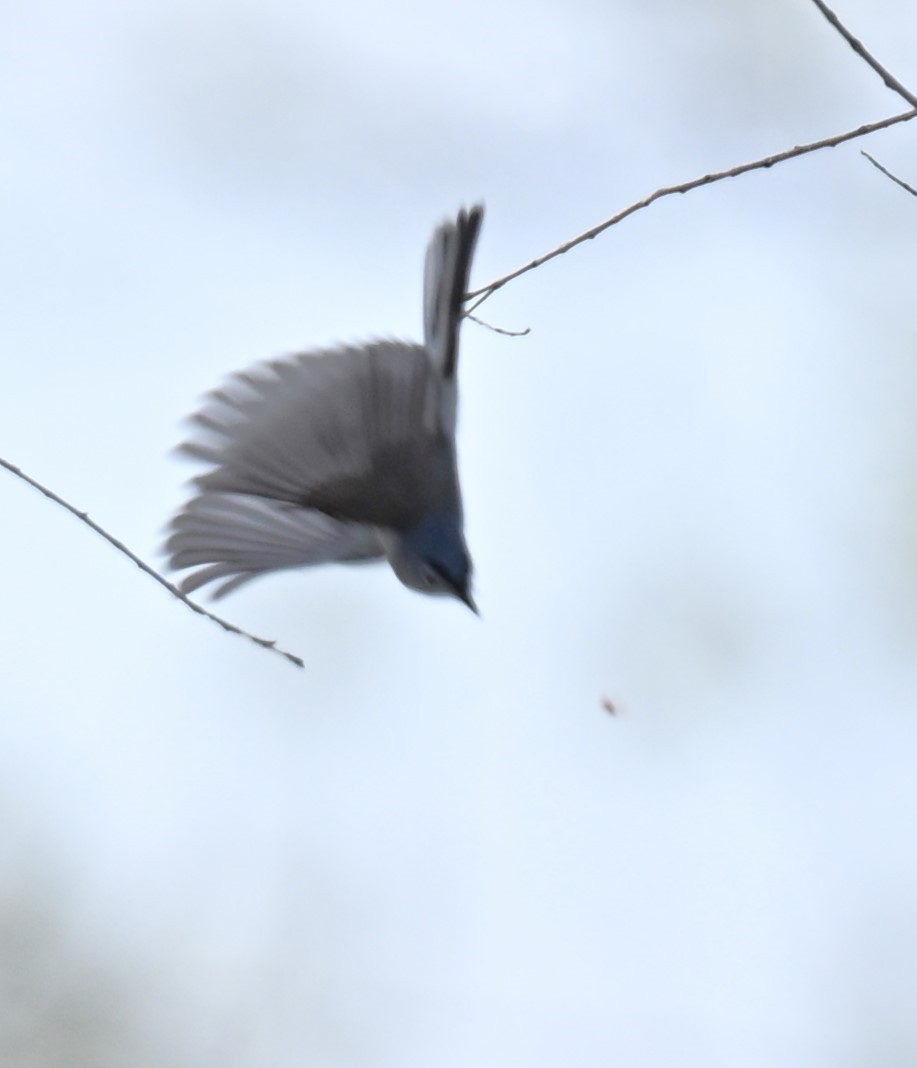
164,205,483,612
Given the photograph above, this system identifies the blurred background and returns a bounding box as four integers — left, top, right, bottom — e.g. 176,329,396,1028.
2,0,917,1064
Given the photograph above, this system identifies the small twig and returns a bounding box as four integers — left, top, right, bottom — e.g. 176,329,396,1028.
0,456,305,669
809,0,917,108
465,108,917,312
861,150,917,198
465,312,530,338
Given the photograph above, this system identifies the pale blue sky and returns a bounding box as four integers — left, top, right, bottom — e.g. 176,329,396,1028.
2,1,917,1064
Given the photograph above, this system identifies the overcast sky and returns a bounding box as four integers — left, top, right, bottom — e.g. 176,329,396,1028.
2,1,917,1065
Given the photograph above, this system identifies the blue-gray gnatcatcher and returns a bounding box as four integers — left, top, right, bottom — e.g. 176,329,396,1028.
165,206,483,612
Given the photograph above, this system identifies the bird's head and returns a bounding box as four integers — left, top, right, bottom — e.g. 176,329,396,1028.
383,514,476,612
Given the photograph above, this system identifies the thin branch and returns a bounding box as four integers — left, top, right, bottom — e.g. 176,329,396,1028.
809,0,917,108
466,108,917,311
465,312,530,337
861,150,917,198
0,456,305,669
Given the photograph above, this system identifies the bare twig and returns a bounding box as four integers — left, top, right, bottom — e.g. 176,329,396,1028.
861,150,917,198
809,0,917,108
0,457,305,669
466,108,917,312
465,312,530,337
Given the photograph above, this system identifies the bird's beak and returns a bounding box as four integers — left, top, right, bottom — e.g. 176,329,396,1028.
458,587,479,615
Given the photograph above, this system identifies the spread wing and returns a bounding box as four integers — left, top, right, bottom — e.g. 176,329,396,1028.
165,339,452,597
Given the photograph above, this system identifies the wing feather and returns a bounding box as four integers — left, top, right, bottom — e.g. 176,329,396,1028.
183,341,445,512
165,492,382,598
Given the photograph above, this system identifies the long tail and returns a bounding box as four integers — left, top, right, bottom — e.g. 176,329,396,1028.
422,205,484,380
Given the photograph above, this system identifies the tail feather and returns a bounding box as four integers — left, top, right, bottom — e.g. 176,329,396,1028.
423,205,484,379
